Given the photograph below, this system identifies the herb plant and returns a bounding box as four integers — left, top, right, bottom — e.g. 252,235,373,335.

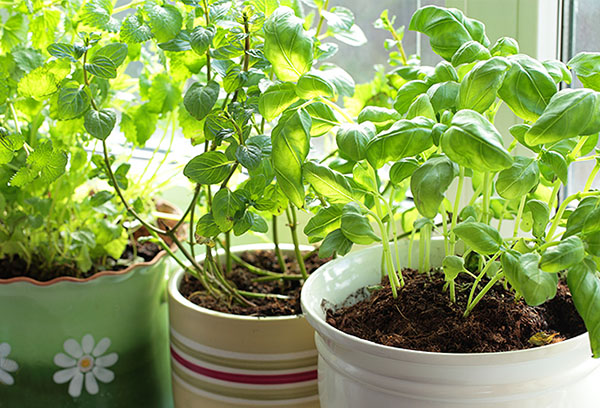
306,5,600,356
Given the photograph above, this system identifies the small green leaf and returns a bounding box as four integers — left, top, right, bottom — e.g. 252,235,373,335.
304,161,358,204
84,109,116,140
319,228,353,258
406,94,436,120
411,155,457,219
489,37,519,56
458,57,510,113
57,82,90,120
235,145,262,170
184,151,232,185
304,102,338,136
258,82,299,121
336,122,375,162
568,52,600,91
91,43,128,68
120,13,153,44
525,200,550,239
145,2,183,43
496,156,539,200
47,43,78,61
453,220,502,255
190,26,215,56
85,56,117,79
502,251,558,306
304,204,344,243
341,202,380,245
81,0,114,30
390,158,419,186
393,80,430,114
450,40,491,66
540,150,568,184
443,255,465,281
212,188,245,232
540,236,585,273
184,81,220,121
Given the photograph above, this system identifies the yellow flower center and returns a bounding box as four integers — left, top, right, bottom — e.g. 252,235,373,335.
78,356,94,372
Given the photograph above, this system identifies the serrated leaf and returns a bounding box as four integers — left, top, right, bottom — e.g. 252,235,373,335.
190,25,215,55
235,145,262,170
184,151,232,185
85,55,117,79
84,109,116,140
184,81,220,121
120,13,153,44
92,43,128,67
145,2,183,43
57,82,90,120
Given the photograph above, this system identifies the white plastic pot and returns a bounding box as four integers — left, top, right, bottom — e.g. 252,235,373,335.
301,239,600,407
168,244,319,407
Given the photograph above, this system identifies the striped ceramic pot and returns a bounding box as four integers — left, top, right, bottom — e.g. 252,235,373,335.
168,244,319,407
0,251,174,408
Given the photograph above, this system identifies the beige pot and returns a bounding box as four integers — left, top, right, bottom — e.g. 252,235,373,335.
168,244,319,407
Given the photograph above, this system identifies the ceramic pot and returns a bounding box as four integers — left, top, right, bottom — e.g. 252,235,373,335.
168,244,319,407
301,239,600,408
0,252,174,408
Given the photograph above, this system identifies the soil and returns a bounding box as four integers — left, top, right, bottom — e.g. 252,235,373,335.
179,249,331,317
0,240,161,282
327,268,586,353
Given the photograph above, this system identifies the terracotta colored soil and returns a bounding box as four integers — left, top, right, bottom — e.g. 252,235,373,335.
0,241,161,281
180,249,330,317
327,269,586,353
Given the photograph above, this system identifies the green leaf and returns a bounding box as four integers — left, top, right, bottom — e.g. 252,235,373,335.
332,24,367,47
271,109,312,208
318,64,355,97
525,199,550,239
319,228,353,258
304,102,338,136
543,60,572,85
57,82,90,120
212,188,244,232
498,54,557,122
496,156,539,200
393,80,429,114
357,106,400,129
91,43,128,68
184,81,220,121
121,105,158,147
524,89,600,146
304,161,358,204
120,13,153,44
390,158,419,186
502,251,558,306
458,57,510,113
84,109,116,140
406,94,436,120
441,109,513,172
411,155,457,219
235,145,262,170
568,258,600,357
47,43,78,61
81,0,114,30
540,150,568,184
450,40,491,66
366,117,435,169
183,151,232,185
426,61,459,84
190,26,215,56
18,59,70,100
352,161,378,191
568,52,600,91
427,81,460,113
336,122,375,162
341,202,380,245
145,2,183,43
264,6,313,82
146,73,181,114
443,255,466,281
409,6,489,61
296,71,335,99
322,6,354,32
85,56,117,79
1,14,27,52
258,82,299,121
304,204,344,243
540,236,585,273
489,37,519,57
565,196,600,238
454,220,502,255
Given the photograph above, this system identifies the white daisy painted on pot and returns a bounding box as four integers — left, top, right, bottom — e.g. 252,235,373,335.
52,334,118,397
0,342,18,386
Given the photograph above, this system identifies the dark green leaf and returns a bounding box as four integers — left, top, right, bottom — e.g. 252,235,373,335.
304,204,344,242
390,158,419,185
183,151,232,184
196,214,221,238
525,199,550,239
454,220,502,254
190,26,215,55
184,81,220,121
57,82,90,120
319,228,353,258
84,109,116,140
235,145,262,170
85,56,117,79
212,188,244,232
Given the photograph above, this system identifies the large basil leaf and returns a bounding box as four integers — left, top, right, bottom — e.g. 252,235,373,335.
341,202,380,245
450,40,491,66
303,161,359,204
393,80,430,114
564,196,600,237
271,109,311,208
336,122,375,162
409,6,489,61
568,52,600,91
540,236,585,273
498,54,557,122
411,155,457,219
366,117,435,169
524,88,600,146
458,57,510,113
264,7,313,82
390,158,419,185
502,251,558,306
495,156,539,200
406,94,436,120
258,82,299,121
427,81,460,113
454,220,502,255
441,109,513,172
567,258,600,357
304,102,338,136
303,204,344,243
296,71,336,99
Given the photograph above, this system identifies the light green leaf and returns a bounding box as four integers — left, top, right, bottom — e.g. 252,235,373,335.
318,64,355,97
319,228,353,258
489,37,519,57
454,220,502,255
393,80,430,114
296,71,335,99
304,102,338,136
496,156,539,200
336,122,375,162
81,0,114,30
91,43,128,68
450,40,491,66
540,236,585,273
341,202,380,244
85,56,117,79
57,82,90,120
568,52,600,91
120,13,153,44
502,251,558,306
458,57,510,113
304,204,344,243
390,158,419,186
258,82,299,121
411,155,457,219
567,258,600,357
145,2,183,43
304,161,358,203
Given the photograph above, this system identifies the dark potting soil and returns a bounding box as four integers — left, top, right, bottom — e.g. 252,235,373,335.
327,268,586,353
0,241,161,282
179,249,330,317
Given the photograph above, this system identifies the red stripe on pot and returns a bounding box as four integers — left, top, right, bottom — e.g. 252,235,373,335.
171,347,318,385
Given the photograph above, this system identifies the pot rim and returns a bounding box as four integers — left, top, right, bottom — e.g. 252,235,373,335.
169,243,314,322
0,248,170,287
301,242,592,362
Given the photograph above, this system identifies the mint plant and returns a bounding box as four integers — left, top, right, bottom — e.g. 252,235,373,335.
307,5,600,356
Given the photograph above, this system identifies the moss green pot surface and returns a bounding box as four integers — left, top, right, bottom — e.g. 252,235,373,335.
0,253,174,408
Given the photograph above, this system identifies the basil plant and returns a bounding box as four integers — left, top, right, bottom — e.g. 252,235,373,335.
69,0,365,306
307,5,600,356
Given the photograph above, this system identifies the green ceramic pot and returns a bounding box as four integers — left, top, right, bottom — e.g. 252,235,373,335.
0,252,174,408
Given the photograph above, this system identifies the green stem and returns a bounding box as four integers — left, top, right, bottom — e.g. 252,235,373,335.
287,206,308,280
584,160,600,191
112,1,144,14
548,179,561,211
546,191,600,241
512,195,527,239
272,216,288,273
225,231,232,274
318,97,353,122
465,249,502,311
449,166,465,254
441,203,449,256
481,172,491,224
408,228,416,269
497,199,510,233
567,136,590,162
314,0,330,37
237,290,292,300
464,272,505,317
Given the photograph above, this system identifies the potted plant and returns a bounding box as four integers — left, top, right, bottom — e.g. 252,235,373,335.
92,0,366,406
0,1,179,406
301,5,600,407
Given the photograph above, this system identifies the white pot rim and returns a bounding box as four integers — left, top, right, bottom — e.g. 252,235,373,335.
301,243,591,365
169,243,314,322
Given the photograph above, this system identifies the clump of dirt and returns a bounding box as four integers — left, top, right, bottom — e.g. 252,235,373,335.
326,268,585,353
179,249,330,317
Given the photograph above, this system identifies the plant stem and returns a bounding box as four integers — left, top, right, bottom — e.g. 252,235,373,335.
202,0,212,82
225,231,232,274
286,206,308,280
512,195,527,239
440,203,449,256
481,172,491,224
548,179,561,211
567,136,590,162
464,272,505,317
497,199,510,232
314,0,330,37
465,249,502,312
449,166,464,254
272,216,288,273
546,191,600,241
237,290,292,300
318,97,353,122
382,195,404,286
584,160,600,191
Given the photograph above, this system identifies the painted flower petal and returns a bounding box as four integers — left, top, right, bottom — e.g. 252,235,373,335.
92,366,115,383
53,367,78,384
82,334,95,355
95,353,118,368
92,337,111,357
85,372,99,395
0,358,18,372
68,371,84,398
0,343,10,358
0,369,14,385
53,353,76,368
64,339,83,359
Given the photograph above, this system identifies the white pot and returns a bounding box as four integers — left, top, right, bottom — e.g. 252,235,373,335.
301,239,600,407
169,244,319,407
